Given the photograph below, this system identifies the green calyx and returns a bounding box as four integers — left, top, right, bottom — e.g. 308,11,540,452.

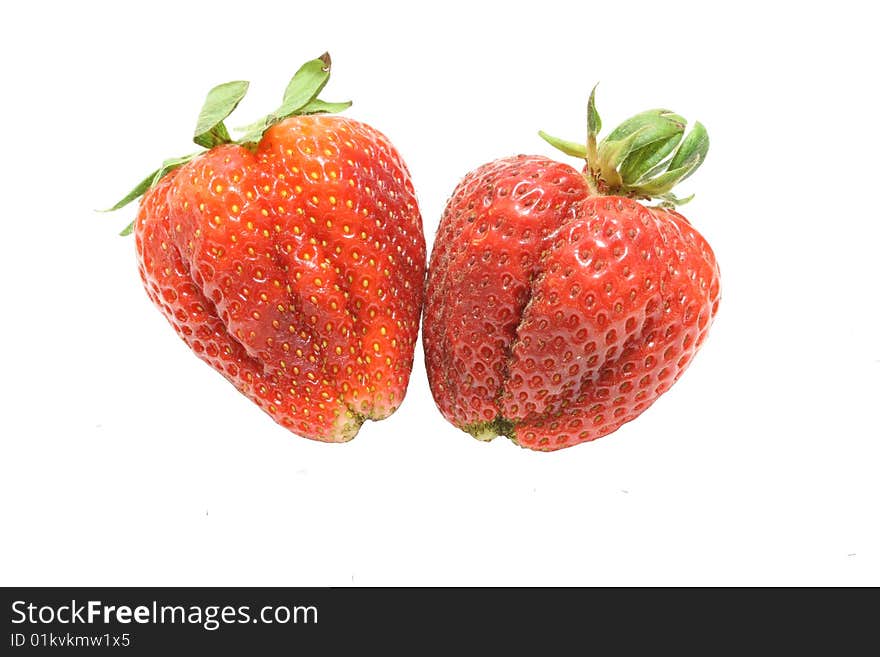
539,85,709,205
102,52,351,235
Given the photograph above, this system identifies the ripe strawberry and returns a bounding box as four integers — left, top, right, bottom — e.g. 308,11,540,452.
108,54,426,442
423,88,720,451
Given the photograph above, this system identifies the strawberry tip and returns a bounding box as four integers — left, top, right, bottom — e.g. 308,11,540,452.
463,416,516,443
332,409,366,443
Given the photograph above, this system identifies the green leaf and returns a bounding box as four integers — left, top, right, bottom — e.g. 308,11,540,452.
659,192,695,206
636,154,703,196
587,84,601,137
119,221,135,236
270,53,332,121
668,121,709,182
596,109,688,188
605,109,683,142
620,132,683,184
633,156,674,185
193,80,249,148
100,168,161,212
616,112,685,184
629,123,708,197
586,84,601,169
597,126,648,174
235,54,340,145
194,122,231,149
538,130,587,158
101,153,197,214
152,153,198,185
299,98,352,115
234,117,270,145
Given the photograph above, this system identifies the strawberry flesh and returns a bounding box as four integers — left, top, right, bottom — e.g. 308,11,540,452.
136,115,425,442
423,155,720,451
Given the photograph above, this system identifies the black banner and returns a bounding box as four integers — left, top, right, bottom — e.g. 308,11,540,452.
1,587,872,653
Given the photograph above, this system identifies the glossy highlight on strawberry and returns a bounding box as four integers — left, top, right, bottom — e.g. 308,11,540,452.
109,55,426,442
423,90,720,451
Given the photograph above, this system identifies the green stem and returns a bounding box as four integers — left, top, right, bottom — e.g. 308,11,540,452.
582,171,600,196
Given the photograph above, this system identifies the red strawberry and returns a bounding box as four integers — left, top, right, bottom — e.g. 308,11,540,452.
108,54,426,442
423,88,720,451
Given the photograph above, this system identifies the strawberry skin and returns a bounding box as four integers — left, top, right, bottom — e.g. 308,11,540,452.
135,115,426,442
423,155,720,451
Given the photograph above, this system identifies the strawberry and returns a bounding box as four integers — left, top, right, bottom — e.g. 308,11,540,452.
107,54,426,442
423,88,719,451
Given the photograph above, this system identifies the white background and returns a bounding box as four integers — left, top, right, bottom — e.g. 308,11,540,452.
1,0,877,586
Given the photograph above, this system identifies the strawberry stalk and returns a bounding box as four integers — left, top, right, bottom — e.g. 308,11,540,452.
539,86,709,205
103,53,351,235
